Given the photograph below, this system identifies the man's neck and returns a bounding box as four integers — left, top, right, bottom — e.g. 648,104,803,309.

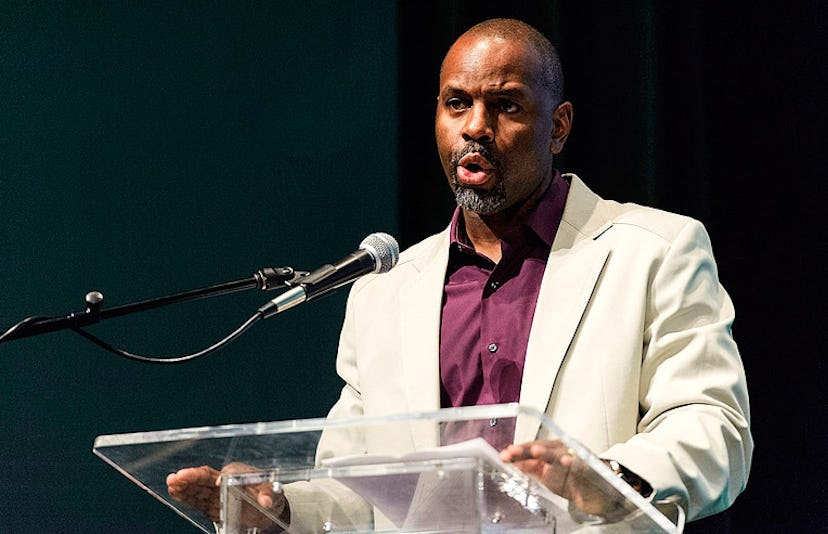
461,174,552,264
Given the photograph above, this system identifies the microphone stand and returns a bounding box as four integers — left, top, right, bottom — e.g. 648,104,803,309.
0,267,307,344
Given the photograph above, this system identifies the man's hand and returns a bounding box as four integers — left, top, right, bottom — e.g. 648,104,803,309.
167,465,222,521
166,463,285,527
500,440,626,519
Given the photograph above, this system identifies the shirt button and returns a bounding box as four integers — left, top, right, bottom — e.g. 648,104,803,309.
487,343,498,353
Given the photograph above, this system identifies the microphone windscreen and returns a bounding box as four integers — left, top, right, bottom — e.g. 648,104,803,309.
360,233,399,274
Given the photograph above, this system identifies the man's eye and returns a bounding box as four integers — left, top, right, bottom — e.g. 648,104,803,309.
446,98,468,111
499,101,520,113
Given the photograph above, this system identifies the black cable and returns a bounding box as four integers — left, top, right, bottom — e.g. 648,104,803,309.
0,316,49,343
70,311,263,364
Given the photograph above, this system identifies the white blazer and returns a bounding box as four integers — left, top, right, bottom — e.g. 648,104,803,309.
294,174,751,527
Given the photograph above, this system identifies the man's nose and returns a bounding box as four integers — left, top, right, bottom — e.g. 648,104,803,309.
462,104,494,143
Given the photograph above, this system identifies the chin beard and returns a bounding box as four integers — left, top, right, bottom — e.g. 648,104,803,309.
448,141,506,214
453,178,507,215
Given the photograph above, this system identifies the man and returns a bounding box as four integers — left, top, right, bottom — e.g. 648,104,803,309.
168,18,751,530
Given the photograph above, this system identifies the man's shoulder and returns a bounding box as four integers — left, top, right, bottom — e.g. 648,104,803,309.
565,174,700,245
602,200,697,244
398,229,449,263
350,228,449,295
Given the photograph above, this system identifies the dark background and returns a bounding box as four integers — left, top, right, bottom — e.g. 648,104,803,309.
398,2,827,532
0,2,397,532
1,1,825,532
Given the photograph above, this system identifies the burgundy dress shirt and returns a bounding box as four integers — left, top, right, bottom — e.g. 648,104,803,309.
439,172,569,409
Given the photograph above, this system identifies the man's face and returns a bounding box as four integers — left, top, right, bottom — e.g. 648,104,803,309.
435,34,561,216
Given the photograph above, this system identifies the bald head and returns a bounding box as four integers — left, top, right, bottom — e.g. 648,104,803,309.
442,18,564,107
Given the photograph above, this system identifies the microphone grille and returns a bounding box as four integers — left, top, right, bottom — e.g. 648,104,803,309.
360,232,400,274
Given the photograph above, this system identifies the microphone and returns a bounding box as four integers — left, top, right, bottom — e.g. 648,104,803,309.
258,233,399,319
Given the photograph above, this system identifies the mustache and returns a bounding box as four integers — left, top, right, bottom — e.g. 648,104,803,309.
450,141,499,170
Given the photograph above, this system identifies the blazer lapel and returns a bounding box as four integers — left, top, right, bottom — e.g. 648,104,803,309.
515,240,610,442
399,231,450,448
515,175,612,442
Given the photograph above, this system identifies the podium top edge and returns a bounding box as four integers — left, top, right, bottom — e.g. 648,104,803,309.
92,403,547,448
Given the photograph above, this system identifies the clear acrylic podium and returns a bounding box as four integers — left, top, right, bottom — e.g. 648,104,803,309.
94,404,684,533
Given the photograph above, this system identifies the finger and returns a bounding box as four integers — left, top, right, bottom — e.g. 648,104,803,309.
257,487,274,509
528,442,575,465
501,440,566,461
167,466,220,507
500,445,531,462
510,458,547,478
171,466,220,486
217,464,281,513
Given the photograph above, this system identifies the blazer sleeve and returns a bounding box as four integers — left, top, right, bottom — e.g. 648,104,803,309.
278,288,374,533
601,219,752,520
316,284,369,461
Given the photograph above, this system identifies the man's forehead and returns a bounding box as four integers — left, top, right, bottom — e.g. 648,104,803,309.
440,34,542,87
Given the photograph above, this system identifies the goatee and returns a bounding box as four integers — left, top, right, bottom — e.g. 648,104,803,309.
449,141,506,214
452,178,507,214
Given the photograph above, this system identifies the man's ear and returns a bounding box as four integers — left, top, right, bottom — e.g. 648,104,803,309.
550,101,573,154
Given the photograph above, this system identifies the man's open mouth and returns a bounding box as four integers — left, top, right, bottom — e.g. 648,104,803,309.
456,153,495,186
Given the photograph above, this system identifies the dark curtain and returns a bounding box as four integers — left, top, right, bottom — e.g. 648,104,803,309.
397,2,827,532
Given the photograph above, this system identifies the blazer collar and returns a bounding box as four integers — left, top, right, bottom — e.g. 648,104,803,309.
553,173,613,251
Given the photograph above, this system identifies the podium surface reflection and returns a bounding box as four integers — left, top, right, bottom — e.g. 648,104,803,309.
94,404,683,533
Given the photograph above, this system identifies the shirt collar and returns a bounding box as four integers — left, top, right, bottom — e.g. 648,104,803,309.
449,170,568,250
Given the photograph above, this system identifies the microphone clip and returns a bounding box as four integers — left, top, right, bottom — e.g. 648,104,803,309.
254,267,310,291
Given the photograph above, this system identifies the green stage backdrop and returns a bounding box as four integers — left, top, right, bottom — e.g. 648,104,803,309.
0,3,397,532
